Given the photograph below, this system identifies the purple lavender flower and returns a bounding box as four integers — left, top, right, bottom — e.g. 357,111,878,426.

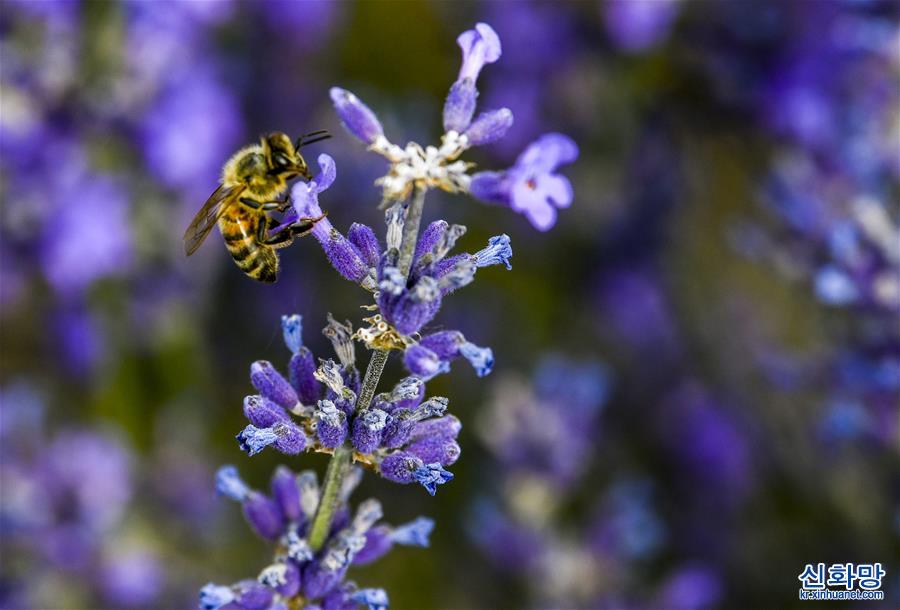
204,465,431,609
470,133,578,231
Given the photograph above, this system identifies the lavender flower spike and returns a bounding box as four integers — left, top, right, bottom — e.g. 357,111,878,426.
471,133,578,231
330,87,384,145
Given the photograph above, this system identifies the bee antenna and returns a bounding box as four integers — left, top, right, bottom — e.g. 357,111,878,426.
296,131,331,149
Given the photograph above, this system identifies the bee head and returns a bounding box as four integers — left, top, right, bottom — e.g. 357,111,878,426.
263,132,296,172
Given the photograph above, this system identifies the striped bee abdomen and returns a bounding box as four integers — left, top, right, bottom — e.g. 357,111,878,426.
218,210,279,283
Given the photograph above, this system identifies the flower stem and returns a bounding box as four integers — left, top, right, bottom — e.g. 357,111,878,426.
308,348,389,551
307,444,350,552
308,188,426,552
398,185,427,278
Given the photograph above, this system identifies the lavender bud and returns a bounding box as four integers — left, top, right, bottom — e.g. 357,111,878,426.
410,415,462,443
460,341,494,377
473,234,513,270
259,561,300,598
270,466,301,522
391,516,435,547
464,108,513,146
391,377,424,404
443,78,478,134
352,588,389,610
281,314,303,354
289,347,320,406
410,276,440,303
199,584,234,610
432,224,467,262
351,498,384,535
415,220,449,263
216,465,250,501
234,580,274,610
412,462,454,496
272,421,307,455
330,87,384,144
297,471,320,519
351,409,389,454
347,223,381,267
388,292,442,336
353,526,394,565
243,395,289,428
406,436,461,466
250,361,299,409
437,257,476,295
403,345,449,379
379,452,424,484
243,492,284,540
419,331,465,359
322,228,371,284
237,425,279,456
315,400,348,448
380,412,415,449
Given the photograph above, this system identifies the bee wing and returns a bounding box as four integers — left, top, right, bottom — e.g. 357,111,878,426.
183,184,244,256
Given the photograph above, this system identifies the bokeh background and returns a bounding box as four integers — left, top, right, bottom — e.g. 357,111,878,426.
1,1,898,609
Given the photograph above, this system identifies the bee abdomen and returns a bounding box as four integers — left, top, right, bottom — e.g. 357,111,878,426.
219,215,279,283
225,241,278,283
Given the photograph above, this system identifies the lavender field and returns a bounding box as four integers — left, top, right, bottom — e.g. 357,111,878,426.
1,2,897,609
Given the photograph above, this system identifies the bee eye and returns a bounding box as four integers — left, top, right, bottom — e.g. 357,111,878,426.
273,153,290,167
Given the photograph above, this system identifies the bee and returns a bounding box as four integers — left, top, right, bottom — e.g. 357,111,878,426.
183,131,330,283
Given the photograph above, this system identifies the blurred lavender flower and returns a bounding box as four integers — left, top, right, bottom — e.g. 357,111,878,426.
0,386,165,608
745,154,900,443
202,465,431,610
478,356,610,489
602,0,682,53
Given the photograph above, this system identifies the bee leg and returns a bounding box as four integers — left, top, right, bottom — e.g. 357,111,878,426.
264,215,326,249
240,197,283,212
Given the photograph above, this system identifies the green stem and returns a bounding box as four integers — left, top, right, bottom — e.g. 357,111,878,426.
307,444,350,551
307,187,426,552
397,185,427,278
307,348,389,551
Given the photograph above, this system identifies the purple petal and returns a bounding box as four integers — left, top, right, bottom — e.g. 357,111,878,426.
515,132,579,174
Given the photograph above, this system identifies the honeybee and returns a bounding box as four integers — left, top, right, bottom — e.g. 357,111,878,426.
183,131,330,283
